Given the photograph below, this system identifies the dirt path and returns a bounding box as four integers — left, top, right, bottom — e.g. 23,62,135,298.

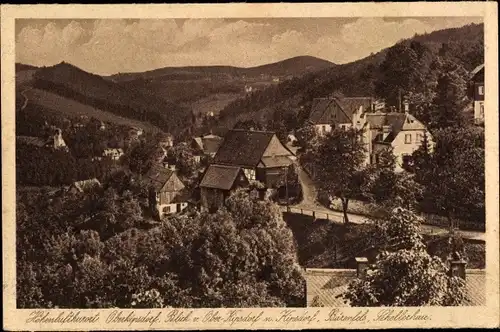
287,165,485,242
20,88,32,110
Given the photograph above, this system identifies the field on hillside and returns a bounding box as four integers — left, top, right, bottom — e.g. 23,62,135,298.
21,88,163,133
186,92,242,116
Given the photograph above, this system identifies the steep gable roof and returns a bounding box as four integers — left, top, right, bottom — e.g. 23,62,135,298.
200,164,246,190
144,166,184,192
213,130,276,168
309,97,374,126
367,112,426,143
193,134,223,155
336,97,374,115
309,98,350,125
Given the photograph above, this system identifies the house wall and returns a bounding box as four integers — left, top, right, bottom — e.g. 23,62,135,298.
474,100,485,123
157,202,188,218
200,187,226,212
314,124,332,136
391,129,431,172
158,191,177,205
263,167,287,188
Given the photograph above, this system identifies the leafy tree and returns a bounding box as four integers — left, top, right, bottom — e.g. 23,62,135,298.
412,126,485,228
343,208,468,306
303,127,369,224
165,142,197,179
427,61,468,129
126,141,157,176
375,42,427,107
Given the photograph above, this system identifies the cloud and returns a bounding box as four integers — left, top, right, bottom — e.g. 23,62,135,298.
16,17,482,74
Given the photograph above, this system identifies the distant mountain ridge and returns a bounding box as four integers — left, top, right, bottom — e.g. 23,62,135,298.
107,56,336,82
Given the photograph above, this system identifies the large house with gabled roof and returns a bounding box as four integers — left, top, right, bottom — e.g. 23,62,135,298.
308,97,375,135
199,129,296,211
308,96,433,172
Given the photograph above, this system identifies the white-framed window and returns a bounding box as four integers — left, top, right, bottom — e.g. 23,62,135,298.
163,206,171,213
405,134,412,144
478,85,484,96
480,102,485,117
243,168,256,181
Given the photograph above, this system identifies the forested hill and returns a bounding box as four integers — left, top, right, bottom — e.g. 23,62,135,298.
213,23,484,135
108,56,336,82
16,62,194,138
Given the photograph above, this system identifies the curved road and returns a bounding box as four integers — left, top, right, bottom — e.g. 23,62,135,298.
284,165,485,242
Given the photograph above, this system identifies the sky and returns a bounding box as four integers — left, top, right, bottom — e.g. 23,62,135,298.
16,17,482,76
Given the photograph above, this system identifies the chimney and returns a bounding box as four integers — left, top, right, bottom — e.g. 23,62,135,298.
449,260,467,280
355,257,369,278
382,125,391,140
403,100,410,113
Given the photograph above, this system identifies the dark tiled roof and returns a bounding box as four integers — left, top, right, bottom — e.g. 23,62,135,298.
367,112,426,143
144,166,175,191
305,268,486,307
213,130,275,168
260,156,294,168
16,135,46,148
309,97,374,126
199,164,243,190
194,135,223,155
309,98,349,125
337,97,374,115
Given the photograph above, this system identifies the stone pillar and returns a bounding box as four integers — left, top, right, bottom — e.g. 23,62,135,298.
450,260,467,280
355,257,369,278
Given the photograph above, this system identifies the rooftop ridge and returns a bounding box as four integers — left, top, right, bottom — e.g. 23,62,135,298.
229,128,276,134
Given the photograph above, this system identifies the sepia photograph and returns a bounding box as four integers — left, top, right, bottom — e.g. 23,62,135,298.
2,2,499,330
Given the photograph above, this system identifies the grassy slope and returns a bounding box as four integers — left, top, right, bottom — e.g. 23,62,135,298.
22,88,162,133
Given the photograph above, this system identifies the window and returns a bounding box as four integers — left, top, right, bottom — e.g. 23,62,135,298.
163,206,171,213
322,125,326,132
405,134,412,144
416,133,424,143
480,103,485,117
478,85,484,96
243,168,256,181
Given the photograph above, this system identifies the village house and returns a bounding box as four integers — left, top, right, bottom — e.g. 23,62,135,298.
305,258,485,307
199,129,296,211
46,128,69,151
102,148,124,161
308,96,433,172
17,127,69,152
469,63,484,124
308,97,376,135
145,165,188,218
191,134,223,163
199,164,249,212
67,178,101,194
